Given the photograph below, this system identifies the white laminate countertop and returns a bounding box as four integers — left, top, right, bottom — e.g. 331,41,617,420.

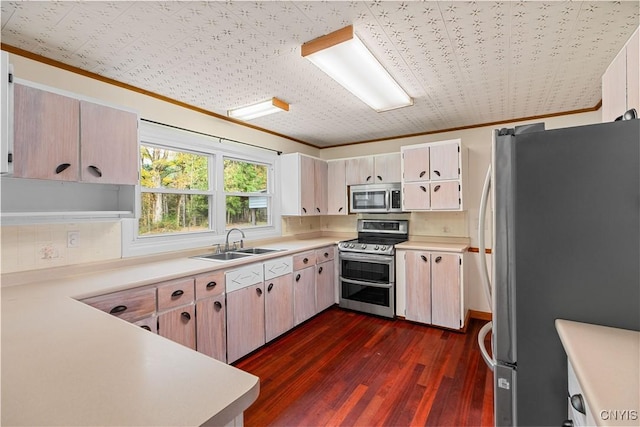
1,236,340,426
395,240,469,253
555,319,640,426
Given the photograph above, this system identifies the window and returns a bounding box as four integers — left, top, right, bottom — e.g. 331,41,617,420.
122,122,281,257
139,146,211,236
224,158,269,229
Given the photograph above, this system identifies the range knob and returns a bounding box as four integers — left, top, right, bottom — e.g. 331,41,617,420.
361,244,367,249
381,245,387,251
374,245,379,250
349,243,355,248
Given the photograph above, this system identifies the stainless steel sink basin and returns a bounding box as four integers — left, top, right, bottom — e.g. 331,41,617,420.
193,252,254,261
192,247,282,262
233,247,281,254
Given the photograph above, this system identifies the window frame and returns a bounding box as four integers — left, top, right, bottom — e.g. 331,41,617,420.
122,121,281,258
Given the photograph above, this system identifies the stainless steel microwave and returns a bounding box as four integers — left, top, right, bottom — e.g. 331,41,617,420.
349,183,403,214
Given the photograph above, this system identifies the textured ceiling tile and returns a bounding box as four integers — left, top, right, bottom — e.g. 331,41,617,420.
2,1,639,146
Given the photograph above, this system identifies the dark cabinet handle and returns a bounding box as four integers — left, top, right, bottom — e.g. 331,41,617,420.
206,281,217,289
171,289,184,298
570,394,585,415
318,266,323,274
419,185,427,192
366,175,372,182
419,170,426,178
377,175,382,181
141,325,151,331
433,170,441,177
214,301,222,310
420,255,427,262
302,207,307,213
435,256,442,263
88,165,102,177
303,258,309,264
324,252,329,258
434,185,441,192
55,163,71,174
295,274,301,282
338,207,343,212
256,288,263,297
109,305,127,314
181,312,191,321
316,207,321,213
268,283,274,292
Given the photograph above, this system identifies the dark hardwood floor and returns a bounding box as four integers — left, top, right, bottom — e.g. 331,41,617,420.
234,307,494,426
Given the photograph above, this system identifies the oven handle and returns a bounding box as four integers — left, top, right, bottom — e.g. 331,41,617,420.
338,252,395,264
340,277,393,289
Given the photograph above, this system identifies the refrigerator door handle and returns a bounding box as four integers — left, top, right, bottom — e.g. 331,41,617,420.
478,321,496,371
478,166,492,306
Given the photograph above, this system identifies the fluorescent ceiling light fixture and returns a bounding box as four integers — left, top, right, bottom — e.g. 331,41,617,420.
302,25,413,112
228,97,289,121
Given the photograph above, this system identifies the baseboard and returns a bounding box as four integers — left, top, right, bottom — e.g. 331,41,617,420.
468,310,492,321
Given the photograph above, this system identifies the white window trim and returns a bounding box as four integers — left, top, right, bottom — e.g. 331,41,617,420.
122,121,282,258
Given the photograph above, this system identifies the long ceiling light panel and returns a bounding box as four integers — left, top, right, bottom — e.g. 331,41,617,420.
228,97,289,121
302,25,413,112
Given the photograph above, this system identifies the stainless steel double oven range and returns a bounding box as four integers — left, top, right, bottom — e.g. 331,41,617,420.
338,219,408,318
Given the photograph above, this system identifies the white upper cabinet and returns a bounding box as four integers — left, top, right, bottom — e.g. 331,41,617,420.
327,159,348,215
280,153,327,216
401,139,466,211
13,83,138,185
345,153,401,185
602,27,639,122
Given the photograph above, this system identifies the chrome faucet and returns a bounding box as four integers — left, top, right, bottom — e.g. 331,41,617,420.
225,228,246,252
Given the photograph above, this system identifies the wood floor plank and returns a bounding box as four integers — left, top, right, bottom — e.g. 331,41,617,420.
235,307,494,426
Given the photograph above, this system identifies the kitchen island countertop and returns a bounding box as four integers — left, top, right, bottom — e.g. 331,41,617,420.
555,319,640,426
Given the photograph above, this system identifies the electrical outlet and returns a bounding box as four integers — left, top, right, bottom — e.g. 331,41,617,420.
67,231,80,248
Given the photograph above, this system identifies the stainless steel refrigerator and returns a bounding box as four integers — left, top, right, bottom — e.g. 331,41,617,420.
477,118,640,426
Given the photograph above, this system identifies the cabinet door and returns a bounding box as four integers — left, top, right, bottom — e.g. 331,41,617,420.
299,155,315,215
429,143,459,180
402,145,429,182
402,182,430,210
157,277,195,311
315,260,335,313
293,267,316,325
314,159,328,214
345,157,374,185
133,316,158,334
626,29,639,116
430,181,460,210
264,257,293,281
327,160,347,215
374,153,401,183
13,84,80,181
158,304,196,350
82,286,156,323
431,253,461,329
602,48,628,122
227,284,265,363
265,273,294,342
405,251,431,324
80,101,139,185
196,294,227,363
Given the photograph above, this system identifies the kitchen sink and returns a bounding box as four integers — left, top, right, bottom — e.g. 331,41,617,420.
193,252,254,261
232,247,282,255
192,247,282,262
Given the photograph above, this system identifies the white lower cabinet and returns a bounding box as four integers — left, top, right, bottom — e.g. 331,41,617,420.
566,360,597,426
398,249,465,330
264,256,294,343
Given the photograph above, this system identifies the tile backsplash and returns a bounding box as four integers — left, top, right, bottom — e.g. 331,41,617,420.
1,222,121,273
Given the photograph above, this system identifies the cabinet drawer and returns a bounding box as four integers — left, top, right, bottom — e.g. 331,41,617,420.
293,250,317,270
315,246,334,263
83,286,156,323
157,277,195,311
264,257,293,280
133,316,158,334
195,271,225,300
226,263,264,293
